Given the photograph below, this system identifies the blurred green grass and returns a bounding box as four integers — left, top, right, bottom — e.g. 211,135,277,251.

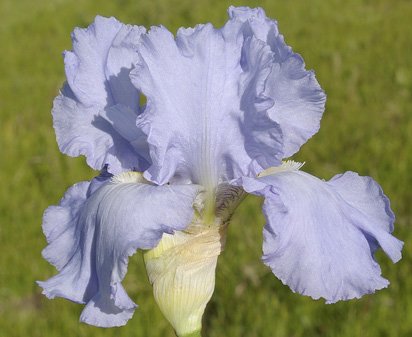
1,0,411,336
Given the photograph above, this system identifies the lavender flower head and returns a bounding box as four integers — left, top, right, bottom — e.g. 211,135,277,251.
38,6,403,337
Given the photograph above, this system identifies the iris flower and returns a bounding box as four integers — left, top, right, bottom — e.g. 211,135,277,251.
38,6,403,337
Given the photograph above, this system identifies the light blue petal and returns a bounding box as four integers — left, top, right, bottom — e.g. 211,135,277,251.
229,6,326,158
38,175,201,327
53,91,147,174
239,36,284,169
130,21,283,186
99,105,151,164
240,170,403,303
65,16,143,109
54,17,149,173
41,181,90,271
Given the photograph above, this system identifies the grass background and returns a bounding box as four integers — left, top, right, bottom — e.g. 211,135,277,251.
1,0,411,336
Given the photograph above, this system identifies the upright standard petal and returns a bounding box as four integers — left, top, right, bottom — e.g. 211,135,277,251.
53,17,149,173
229,6,326,158
131,22,283,186
240,168,403,303
38,172,201,327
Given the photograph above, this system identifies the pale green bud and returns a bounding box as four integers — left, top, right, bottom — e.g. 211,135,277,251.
144,184,245,336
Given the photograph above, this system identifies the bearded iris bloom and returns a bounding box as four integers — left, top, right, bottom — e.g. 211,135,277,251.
38,6,403,337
